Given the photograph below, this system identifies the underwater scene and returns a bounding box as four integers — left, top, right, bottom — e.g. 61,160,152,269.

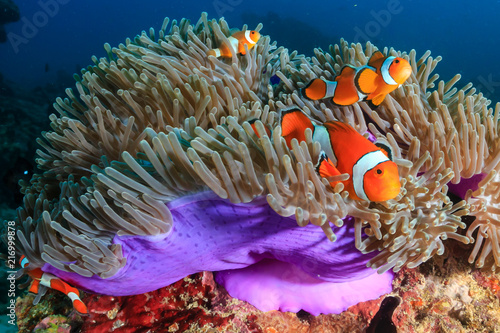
1,0,500,332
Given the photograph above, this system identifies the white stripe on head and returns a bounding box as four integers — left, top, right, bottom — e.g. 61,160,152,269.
352,150,390,201
244,30,256,44
381,56,398,85
324,80,337,98
213,48,221,57
312,125,337,165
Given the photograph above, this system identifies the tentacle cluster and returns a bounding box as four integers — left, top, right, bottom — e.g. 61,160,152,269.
3,15,500,282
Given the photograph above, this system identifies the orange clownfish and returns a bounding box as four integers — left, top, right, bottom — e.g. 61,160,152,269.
19,255,88,314
280,108,401,202
302,51,412,107
208,30,261,58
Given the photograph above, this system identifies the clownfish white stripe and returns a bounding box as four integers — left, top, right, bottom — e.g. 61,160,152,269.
313,125,337,165
324,81,337,98
381,56,398,86
244,30,256,44
228,36,240,53
213,48,221,57
352,150,390,201
40,272,54,287
67,291,80,302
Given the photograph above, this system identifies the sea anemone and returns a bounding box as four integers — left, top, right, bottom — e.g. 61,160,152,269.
4,12,500,318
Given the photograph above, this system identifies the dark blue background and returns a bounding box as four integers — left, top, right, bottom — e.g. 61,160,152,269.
1,0,499,102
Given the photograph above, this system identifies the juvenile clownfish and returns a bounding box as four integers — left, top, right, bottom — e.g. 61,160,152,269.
302,51,412,107
207,30,261,58
280,108,401,202
19,255,88,314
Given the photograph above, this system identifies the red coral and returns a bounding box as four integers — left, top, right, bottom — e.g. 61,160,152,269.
80,272,234,332
474,271,500,297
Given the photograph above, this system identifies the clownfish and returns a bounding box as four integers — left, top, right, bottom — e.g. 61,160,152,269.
19,255,88,314
302,51,412,107
207,30,261,58
279,108,401,202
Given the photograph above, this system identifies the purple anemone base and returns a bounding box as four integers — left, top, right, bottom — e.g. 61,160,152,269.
44,191,393,315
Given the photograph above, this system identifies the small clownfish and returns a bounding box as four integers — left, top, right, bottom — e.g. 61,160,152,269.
19,255,88,315
279,108,401,202
208,30,261,58
302,51,412,107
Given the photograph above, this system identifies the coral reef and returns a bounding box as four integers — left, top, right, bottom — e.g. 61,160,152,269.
15,248,500,332
5,11,500,332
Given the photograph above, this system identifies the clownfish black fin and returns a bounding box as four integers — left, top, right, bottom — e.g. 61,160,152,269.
374,141,394,161
368,51,385,67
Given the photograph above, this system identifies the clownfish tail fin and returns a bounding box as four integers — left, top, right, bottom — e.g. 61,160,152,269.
301,79,328,101
279,107,315,149
280,107,314,135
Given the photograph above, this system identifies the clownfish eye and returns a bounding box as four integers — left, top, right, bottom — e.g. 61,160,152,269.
375,168,383,175
251,31,255,34
395,59,400,64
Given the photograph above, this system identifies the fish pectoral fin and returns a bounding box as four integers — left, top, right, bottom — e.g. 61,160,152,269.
368,51,385,66
356,67,378,94
302,79,327,100
370,93,387,106
316,152,341,179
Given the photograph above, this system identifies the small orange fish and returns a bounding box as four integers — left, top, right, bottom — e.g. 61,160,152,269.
208,30,261,58
19,255,88,314
280,107,400,202
302,51,412,107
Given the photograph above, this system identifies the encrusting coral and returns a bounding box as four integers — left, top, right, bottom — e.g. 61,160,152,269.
4,11,500,317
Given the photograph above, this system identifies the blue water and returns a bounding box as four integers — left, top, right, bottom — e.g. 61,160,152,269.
1,0,500,102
